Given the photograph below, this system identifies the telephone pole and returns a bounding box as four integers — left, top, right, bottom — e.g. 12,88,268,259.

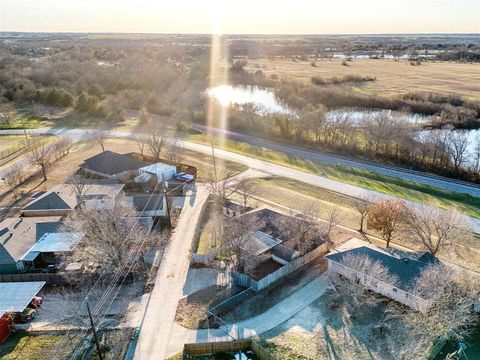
86,297,104,360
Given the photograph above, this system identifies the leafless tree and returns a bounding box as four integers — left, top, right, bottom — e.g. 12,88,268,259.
235,176,257,208
130,130,149,157
89,129,108,152
28,143,53,181
221,218,257,272
0,102,17,125
402,264,480,353
66,197,163,270
405,205,472,255
2,163,24,201
147,124,170,161
322,205,345,243
331,252,399,307
354,193,376,232
472,134,480,174
288,203,323,254
52,137,72,159
66,174,91,201
205,170,247,204
164,141,185,164
446,131,470,171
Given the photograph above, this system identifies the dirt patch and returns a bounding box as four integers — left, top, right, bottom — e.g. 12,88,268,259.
175,285,232,329
248,259,283,281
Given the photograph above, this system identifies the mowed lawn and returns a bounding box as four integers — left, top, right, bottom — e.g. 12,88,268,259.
246,58,480,99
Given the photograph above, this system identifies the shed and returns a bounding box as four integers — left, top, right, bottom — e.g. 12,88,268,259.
138,163,177,184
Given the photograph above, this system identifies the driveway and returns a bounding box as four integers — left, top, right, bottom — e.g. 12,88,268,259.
133,185,209,360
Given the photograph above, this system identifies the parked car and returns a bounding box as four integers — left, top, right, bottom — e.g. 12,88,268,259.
29,296,43,309
14,308,37,323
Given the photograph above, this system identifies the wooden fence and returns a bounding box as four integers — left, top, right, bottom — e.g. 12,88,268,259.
182,339,275,360
233,243,328,292
0,272,65,284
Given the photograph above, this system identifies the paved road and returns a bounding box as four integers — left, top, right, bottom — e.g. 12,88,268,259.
2,127,480,232
166,275,331,357
192,124,480,198
134,185,209,360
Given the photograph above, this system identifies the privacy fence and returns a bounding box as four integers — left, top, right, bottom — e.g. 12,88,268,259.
182,339,276,360
233,243,329,292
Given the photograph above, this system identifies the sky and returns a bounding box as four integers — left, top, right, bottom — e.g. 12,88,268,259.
0,0,479,34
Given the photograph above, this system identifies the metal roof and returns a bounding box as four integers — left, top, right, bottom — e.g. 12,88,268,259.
23,232,84,255
0,281,45,312
243,231,282,256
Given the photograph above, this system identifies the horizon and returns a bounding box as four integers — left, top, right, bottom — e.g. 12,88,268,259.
1,0,479,34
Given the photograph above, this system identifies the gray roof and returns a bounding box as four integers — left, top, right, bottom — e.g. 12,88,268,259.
22,183,124,213
131,195,164,212
0,281,45,312
0,216,63,263
22,192,74,212
81,151,149,176
326,246,437,293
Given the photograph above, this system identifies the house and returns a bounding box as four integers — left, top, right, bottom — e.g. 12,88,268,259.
0,281,45,343
80,151,149,180
326,239,439,312
18,231,84,272
0,216,83,273
21,183,124,217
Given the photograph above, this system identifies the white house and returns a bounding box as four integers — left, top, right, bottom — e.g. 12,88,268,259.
326,239,439,312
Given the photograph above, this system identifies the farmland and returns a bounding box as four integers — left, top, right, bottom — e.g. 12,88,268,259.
246,58,480,99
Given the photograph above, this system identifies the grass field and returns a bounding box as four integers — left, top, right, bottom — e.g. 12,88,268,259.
184,132,480,219
246,58,480,99
0,135,27,152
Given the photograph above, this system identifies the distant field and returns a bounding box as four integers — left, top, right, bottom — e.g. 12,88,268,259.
246,58,480,99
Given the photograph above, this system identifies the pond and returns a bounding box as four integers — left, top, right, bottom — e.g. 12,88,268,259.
207,85,478,159
206,85,293,114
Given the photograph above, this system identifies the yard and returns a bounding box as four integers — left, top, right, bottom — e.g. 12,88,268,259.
0,137,246,209
246,58,480,100
259,288,408,360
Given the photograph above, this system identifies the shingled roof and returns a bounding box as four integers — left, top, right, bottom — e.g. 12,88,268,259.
81,151,149,176
326,246,438,294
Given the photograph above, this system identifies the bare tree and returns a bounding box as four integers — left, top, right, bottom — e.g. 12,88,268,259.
403,264,480,352
367,199,408,247
67,197,162,270
130,131,149,157
331,252,399,307
405,205,472,255
52,137,72,159
322,205,345,243
28,143,53,181
235,176,257,208
205,170,247,204
147,124,170,161
289,203,323,254
0,102,17,125
354,193,376,232
472,134,480,174
89,129,108,152
2,163,24,201
66,174,91,201
164,141,185,164
446,131,470,171
221,218,257,272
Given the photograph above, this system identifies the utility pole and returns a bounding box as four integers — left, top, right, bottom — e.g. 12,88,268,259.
162,175,172,228
86,297,104,360
210,138,218,183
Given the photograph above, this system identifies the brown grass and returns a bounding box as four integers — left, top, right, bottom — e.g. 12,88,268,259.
247,58,480,99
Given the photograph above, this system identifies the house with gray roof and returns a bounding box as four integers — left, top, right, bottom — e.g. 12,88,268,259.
0,216,62,274
80,151,149,179
21,183,124,217
326,239,440,312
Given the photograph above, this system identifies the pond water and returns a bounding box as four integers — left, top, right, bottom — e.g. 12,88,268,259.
207,85,478,159
206,85,292,114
